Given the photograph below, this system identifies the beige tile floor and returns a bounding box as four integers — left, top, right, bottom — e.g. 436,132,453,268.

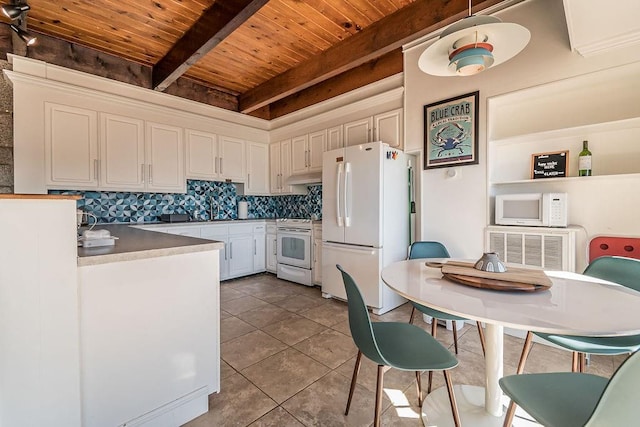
185,273,625,427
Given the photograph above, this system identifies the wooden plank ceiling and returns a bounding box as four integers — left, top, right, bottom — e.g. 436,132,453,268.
6,0,503,119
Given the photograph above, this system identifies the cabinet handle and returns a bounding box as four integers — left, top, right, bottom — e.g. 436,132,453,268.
254,239,256,255
248,173,251,188
220,157,223,175
224,243,227,260
230,242,233,259
141,164,145,183
368,128,372,142
94,159,98,180
279,173,282,190
148,164,153,184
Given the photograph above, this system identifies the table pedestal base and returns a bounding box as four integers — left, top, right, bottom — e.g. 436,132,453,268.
421,385,538,427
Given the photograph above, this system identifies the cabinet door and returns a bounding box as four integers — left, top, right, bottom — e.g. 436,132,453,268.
313,238,322,284
219,135,245,182
266,233,277,273
280,139,294,194
253,233,266,273
246,142,269,195
344,117,373,147
291,135,308,175
185,129,218,180
269,142,282,194
146,122,185,193
308,130,325,172
228,234,253,278
45,103,98,188
201,227,229,280
327,125,343,151
100,114,145,190
374,109,403,148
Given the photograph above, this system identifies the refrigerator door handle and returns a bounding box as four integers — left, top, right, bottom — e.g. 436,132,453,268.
336,162,344,227
344,162,351,227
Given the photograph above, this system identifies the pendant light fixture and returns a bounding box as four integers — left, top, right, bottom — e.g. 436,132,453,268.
419,0,529,76
1,1,36,46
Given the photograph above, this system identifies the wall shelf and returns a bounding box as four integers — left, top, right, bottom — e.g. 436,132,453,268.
490,172,640,186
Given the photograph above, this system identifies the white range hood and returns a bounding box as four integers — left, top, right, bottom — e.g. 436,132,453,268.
286,172,322,185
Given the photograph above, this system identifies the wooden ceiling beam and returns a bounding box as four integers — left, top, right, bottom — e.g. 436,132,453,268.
268,49,404,120
239,0,504,113
152,0,269,92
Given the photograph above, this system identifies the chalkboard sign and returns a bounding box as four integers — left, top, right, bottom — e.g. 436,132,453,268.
531,150,569,179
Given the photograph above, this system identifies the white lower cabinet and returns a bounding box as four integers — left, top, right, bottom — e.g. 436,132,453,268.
198,222,267,281
200,225,230,280
229,232,253,278
266,224,277,273
313,223,322,285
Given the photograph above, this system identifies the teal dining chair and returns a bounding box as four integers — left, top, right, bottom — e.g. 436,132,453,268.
337,264,461,427
505,255,640,426
407,241,486,357
500,350,640,427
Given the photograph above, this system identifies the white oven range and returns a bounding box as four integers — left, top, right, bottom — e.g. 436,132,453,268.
276,218,313,286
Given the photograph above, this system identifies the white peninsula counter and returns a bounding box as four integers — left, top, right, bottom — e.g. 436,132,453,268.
1,195,222,427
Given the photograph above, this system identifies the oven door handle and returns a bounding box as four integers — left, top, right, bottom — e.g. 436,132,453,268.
278,228,311,234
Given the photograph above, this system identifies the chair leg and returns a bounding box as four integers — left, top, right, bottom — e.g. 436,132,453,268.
572,352,579,372
452,321,459,354
374,365,385,427
345,351,362,415
431,318,438,338
409,306,416,323
443,370,461,427
516,331,534,374
427,370,433,394
415,371,422,406
476,321,486,356
503,401,518,427
579,352,586,373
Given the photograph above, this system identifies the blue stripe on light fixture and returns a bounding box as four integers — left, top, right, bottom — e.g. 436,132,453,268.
449,46,495,76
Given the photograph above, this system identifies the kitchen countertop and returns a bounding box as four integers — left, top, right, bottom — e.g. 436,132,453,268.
77,224,224,267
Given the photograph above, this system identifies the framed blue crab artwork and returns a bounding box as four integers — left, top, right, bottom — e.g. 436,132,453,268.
423,91,479,169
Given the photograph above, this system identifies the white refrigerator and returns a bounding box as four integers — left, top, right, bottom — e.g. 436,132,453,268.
321,142,409,314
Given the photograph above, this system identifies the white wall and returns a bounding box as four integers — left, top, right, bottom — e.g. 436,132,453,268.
403,0,640,262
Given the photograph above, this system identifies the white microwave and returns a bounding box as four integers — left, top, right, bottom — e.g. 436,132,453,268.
495,193,568,227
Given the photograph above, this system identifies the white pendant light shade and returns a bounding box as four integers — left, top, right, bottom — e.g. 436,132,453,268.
419,15,530,76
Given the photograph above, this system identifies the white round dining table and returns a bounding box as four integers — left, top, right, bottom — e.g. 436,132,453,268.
380,258,640,427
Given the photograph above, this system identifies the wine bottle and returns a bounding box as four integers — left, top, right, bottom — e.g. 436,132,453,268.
578,140,592,176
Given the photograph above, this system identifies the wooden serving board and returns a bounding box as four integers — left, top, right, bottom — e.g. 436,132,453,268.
434,261,552,292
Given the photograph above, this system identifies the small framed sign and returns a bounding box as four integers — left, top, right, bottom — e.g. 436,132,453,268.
531,150,569,179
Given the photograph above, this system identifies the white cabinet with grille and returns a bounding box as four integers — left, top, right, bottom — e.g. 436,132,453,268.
485,226,579,272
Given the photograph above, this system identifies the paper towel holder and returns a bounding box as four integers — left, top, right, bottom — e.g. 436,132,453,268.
238,201,248,219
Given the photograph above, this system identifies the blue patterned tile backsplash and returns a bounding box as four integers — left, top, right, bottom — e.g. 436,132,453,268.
50,180,322,223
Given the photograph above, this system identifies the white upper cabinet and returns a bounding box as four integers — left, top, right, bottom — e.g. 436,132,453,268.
344,117,373,147
218,135,246,182
100,114,145,190
292,131,324,174
326,125,344,151
145,122,185,193
270,139,302,195
308,130,325,172
185,131,247,183
291,134,309,175
245,142,269,195
185,129,218,180
45,103,98,189
373,108,403,148
344,108,403,148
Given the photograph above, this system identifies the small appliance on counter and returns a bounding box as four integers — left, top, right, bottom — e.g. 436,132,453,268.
78,229,118,247
160,213,190,223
